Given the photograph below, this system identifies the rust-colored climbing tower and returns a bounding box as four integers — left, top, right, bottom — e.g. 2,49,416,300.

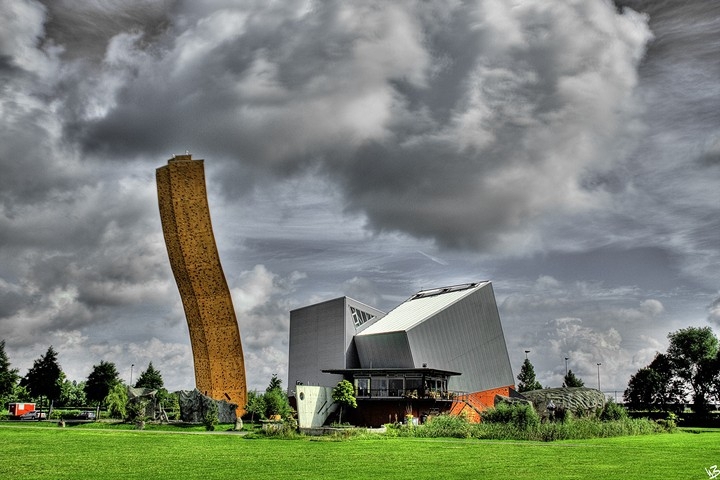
156,155,246,415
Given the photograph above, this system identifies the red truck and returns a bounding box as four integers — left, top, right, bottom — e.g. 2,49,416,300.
9,403,36,417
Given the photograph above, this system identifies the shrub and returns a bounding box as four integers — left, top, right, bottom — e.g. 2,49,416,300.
203,403,219,431
383,422,417,438
163,392,180,421
418,414,473,438
264,388,293,420
261,418,300,438
600,399,628,421
481,402,540,431
554,406,572,423
474,413,664,441
126,399,148,423
49,409,82,420
656,412,678,432
316,427,370,441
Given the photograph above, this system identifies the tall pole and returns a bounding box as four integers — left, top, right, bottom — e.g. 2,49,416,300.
596,363,601,391
524,350,530,360
564,357,569,377
130,364,134,386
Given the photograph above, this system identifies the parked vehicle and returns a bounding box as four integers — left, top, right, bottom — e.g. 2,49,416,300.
9,403,36,417
19,410,47,420
78,411,96,420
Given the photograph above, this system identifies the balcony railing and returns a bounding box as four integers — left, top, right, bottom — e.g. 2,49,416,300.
357,389,461,401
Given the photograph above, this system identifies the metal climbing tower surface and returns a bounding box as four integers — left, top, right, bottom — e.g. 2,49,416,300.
156,154,247,415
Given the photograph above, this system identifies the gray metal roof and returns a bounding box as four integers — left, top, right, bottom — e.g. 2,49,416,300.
357,282,489,335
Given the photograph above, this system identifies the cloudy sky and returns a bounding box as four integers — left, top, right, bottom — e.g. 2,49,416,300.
1,0,718,398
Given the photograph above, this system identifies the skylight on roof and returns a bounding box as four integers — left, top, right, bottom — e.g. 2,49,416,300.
410,283,479,300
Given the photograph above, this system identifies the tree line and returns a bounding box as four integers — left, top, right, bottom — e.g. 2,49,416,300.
624,326,720,413
0,340,295,423
513,326,720,415
0,340,166,412
516,357,584,392
5,325,716,417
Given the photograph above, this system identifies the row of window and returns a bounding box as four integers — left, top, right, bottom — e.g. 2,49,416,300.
353,376,448,398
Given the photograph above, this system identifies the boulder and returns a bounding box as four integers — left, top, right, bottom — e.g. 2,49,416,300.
519,387,606,418
177,389,238,424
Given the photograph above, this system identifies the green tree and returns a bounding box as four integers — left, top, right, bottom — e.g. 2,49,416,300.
517,358,542,392
163,392,180,420
563,369,584,388
264,389,292,419
707,349,720,408
624,353,686,412
12,383,32,402
0,340,19,404
624,366,656,410
126,397,148,423
648,353,685,410
203,402,219,431
600,398,628,421
58,377,87,407
134,362,166,417
20,346,62,409
332,379,357,424
104,383,128,419
667,326,718,413
263,374,292,420
84,361,120,406
265,373,282,393
134,362,164,390
244,390,265,422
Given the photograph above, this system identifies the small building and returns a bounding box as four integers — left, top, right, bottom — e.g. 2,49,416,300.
288,282,515,427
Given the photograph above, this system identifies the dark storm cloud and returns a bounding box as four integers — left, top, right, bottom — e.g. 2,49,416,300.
38,0,175,60
1,0,718,393
62,1,652,251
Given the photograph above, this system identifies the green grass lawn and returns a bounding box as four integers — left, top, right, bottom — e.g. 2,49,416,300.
1,423,718,480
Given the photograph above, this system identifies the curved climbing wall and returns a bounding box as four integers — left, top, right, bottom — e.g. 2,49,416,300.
156,155,246,415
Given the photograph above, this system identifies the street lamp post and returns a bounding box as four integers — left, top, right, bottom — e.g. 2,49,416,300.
596,363,602,391
524,350,530,360
564,357,569,377
130,364,134,386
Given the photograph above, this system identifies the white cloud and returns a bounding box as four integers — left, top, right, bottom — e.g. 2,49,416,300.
231,265,277,314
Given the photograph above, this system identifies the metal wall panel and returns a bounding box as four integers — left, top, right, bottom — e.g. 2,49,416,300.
345,299,385,368
288,297,386,391
287,298,346,390
355,331,414,368
406,283,514,393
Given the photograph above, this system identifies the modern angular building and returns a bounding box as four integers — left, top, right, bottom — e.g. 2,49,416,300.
289,282,515,426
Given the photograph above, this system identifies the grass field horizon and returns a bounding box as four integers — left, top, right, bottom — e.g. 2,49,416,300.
2,424,719,479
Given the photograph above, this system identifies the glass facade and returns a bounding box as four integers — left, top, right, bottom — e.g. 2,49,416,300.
352,373,451,399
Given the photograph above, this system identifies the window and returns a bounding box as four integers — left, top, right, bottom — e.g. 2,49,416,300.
350,306,376,328
355,378,370,397
405,378,422,398
388,378,404,397
426,377,448,399
373,377,388,397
